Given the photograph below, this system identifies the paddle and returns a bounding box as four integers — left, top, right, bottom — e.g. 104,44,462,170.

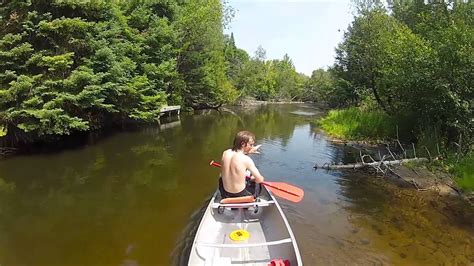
209,160,304,203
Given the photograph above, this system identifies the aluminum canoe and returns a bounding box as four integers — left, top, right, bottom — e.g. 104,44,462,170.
188,185,302,265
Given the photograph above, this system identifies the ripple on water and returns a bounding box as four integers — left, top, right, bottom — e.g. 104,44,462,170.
290,111,317,116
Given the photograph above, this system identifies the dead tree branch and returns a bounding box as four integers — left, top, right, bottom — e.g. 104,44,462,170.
314,158,429,170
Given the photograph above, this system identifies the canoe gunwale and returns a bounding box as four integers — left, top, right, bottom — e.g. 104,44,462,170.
269,189,303,265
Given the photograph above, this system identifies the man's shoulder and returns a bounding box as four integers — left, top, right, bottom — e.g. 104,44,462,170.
223,149,233,155
237,153,253,163
222,149,235,160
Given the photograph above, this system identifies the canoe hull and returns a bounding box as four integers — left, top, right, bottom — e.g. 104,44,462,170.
188,186,302,265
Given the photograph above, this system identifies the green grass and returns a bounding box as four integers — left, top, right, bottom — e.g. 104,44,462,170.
318,107,396,141
319,107,474,192
452,153,474,192
426,153,474,192
416,130,473,192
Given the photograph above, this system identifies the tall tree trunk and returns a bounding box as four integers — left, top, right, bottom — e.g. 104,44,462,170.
371,74,391,115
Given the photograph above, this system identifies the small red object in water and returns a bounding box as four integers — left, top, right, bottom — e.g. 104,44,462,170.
268,258,290,266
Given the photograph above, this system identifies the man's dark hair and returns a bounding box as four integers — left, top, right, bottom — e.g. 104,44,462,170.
232,131,255,151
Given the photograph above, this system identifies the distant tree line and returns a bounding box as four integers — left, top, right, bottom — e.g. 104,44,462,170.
0,0,308,145
307,0,472,147
224,35,309,102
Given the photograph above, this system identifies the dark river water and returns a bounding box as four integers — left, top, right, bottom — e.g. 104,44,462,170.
0,104,472,265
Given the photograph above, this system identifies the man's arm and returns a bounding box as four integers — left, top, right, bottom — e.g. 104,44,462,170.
247,144,262,154
245,157,264,183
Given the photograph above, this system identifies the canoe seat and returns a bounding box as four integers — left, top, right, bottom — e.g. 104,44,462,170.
219,196,255,204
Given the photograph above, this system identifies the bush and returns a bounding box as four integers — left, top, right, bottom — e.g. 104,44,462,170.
452,153,474,192
318,107,396,140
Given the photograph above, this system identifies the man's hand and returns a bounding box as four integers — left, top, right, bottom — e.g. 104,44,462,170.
249,144,262,154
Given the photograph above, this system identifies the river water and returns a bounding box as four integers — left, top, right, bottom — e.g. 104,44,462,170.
0,104,472,265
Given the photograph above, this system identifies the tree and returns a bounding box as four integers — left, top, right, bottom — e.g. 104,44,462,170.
0,0,180,144
224,33,250,87
334,9,436,114
176,0,237,109
334,0,473,144
303,68,338,105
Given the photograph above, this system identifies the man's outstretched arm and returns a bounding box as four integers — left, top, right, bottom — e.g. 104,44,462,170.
245,157,264,183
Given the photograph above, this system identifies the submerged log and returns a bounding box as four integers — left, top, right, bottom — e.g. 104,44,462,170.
0,147,18,156
314,158,429,170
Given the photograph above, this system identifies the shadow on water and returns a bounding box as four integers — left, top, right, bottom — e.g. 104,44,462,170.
170,197,210,266
0,115,182,159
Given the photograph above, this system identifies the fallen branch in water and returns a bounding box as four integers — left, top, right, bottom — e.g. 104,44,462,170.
0,147,17,156
314,157,429,170
315,136,470,199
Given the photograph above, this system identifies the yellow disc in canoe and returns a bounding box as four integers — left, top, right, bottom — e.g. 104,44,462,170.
229,229,250,241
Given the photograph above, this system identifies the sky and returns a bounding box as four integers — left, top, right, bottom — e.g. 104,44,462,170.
225,0,355,76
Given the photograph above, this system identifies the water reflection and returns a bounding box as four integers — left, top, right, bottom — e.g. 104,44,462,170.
0,104,472,265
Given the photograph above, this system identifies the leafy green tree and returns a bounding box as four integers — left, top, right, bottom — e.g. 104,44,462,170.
224,33,250,88
293,72,309,101
229,46,308,102
272,54,298,100
303,68,337,105
0,0,180,144
176,0,237,109
390,0,473,142
331,0,473,146
237,47,277,100
335,8,438,113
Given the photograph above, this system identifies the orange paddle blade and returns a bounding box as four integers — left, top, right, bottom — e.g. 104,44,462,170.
208,160,304,203
263,182,304,203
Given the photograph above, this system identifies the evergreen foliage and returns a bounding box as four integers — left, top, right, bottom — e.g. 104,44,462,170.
0,0,309,144
0,0,180,143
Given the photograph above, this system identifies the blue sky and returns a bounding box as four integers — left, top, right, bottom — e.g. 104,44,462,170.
225,0,355,76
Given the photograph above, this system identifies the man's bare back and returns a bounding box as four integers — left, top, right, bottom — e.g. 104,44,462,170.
221,149,264,193
221,149,249,193
219,131,264,197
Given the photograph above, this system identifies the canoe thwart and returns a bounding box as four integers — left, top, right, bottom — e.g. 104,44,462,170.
211,200,275,209
196,237,292,248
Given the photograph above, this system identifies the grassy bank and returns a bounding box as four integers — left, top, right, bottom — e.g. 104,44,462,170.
318,107,474,192
449,153,474,192
318,107,396,141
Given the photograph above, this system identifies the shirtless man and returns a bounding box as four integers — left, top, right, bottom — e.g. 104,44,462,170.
219,131,265,198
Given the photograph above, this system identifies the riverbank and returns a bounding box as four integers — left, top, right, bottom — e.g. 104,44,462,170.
324,134,474,205
233,97,306,106
317,107,473,204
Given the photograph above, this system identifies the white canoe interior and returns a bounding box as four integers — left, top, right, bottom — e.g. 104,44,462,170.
188,186,302,265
